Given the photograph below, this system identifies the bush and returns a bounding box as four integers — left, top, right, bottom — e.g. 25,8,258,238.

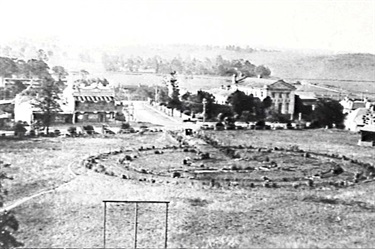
121,122,130,129
83,125,95,135
14,121,27,137
67,126,77,136
1,163,23,247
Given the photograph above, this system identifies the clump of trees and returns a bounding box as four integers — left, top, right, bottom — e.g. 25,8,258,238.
225,90,275,121
310,98,345,128
0,56,69,100
0,55,69,133
101,54,272,78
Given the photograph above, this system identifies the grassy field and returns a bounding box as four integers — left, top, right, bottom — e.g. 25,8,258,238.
3,129,375,247
203,129,375,163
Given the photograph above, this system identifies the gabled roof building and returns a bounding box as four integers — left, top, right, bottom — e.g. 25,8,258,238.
210,77,297,115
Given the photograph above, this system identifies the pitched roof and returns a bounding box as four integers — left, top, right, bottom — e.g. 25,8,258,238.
73,88,114,97
238,78,296,90
296,92,317,100
209,88,233,98
361,125,375,132
237,77,277,88
0,99,15,105
347,108,369,125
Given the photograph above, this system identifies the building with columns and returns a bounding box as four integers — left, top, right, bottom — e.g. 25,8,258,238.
210,77,297,115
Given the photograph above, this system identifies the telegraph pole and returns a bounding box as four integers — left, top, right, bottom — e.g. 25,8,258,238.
202,98,208,123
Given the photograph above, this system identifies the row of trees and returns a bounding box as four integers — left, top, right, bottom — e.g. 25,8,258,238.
102,54,272,78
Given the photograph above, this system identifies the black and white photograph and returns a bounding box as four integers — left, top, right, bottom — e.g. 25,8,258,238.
1,0,375,248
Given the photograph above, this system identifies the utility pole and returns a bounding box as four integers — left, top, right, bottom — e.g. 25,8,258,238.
202,98,208,123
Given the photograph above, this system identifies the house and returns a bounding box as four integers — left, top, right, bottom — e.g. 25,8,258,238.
13,79,120,125
0,100,13,128
340,97,370,114
358,126,375,146
343,102,375,132
14,85,75,125
72,86,119,123
344,108,369,132
210,77,297,115
294,91,318,112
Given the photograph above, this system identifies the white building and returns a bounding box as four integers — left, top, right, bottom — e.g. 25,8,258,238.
210,77,297,115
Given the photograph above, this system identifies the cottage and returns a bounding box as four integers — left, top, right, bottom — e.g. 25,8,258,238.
72,87,119,123
344,108,369,132
340,97,371,114
358,126,375,146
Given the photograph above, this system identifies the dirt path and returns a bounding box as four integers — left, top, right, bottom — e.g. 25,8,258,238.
0,159,81,212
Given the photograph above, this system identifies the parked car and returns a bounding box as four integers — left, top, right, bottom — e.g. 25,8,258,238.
235,121,248,129
200,123,214,130
214,122,225,131
183,118,197,123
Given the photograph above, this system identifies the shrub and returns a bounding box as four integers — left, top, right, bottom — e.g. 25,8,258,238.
67,127,77,136
14,121,27,137
1,162,23,248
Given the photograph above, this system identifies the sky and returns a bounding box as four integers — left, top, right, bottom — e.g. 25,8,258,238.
0,0,374,54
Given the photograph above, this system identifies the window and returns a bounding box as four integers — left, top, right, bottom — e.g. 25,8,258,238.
286,93,290,98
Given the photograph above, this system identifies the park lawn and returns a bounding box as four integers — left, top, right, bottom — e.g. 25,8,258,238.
12,170,375,248
0,132,170,205
5,128,375,248
204,128,375,164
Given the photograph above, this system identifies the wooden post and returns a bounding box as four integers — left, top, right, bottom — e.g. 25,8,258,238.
164,203,169,249
103,202,107,248
134,203,139,249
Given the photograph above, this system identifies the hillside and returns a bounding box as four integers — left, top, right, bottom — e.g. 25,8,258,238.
271,53,375,81
1,41,374,81
101,44,375,81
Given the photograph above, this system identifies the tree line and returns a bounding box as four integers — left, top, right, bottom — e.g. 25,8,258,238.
102,54,272,78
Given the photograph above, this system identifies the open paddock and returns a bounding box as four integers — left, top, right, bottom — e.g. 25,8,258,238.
3,128,375,247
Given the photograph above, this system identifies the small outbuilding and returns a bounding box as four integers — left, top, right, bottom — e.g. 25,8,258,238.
358,126,375,146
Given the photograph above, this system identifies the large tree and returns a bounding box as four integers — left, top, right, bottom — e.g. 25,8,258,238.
31,77,62,134
0,57,18,77
52,66,68,81
27,59,50,79
226,90,254,117
255,65,271,78
311,98,345,128
167,76,181,116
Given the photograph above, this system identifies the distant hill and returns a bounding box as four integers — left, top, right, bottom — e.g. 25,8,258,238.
269,53,375,81
101,44,375,81
1,41,374,81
